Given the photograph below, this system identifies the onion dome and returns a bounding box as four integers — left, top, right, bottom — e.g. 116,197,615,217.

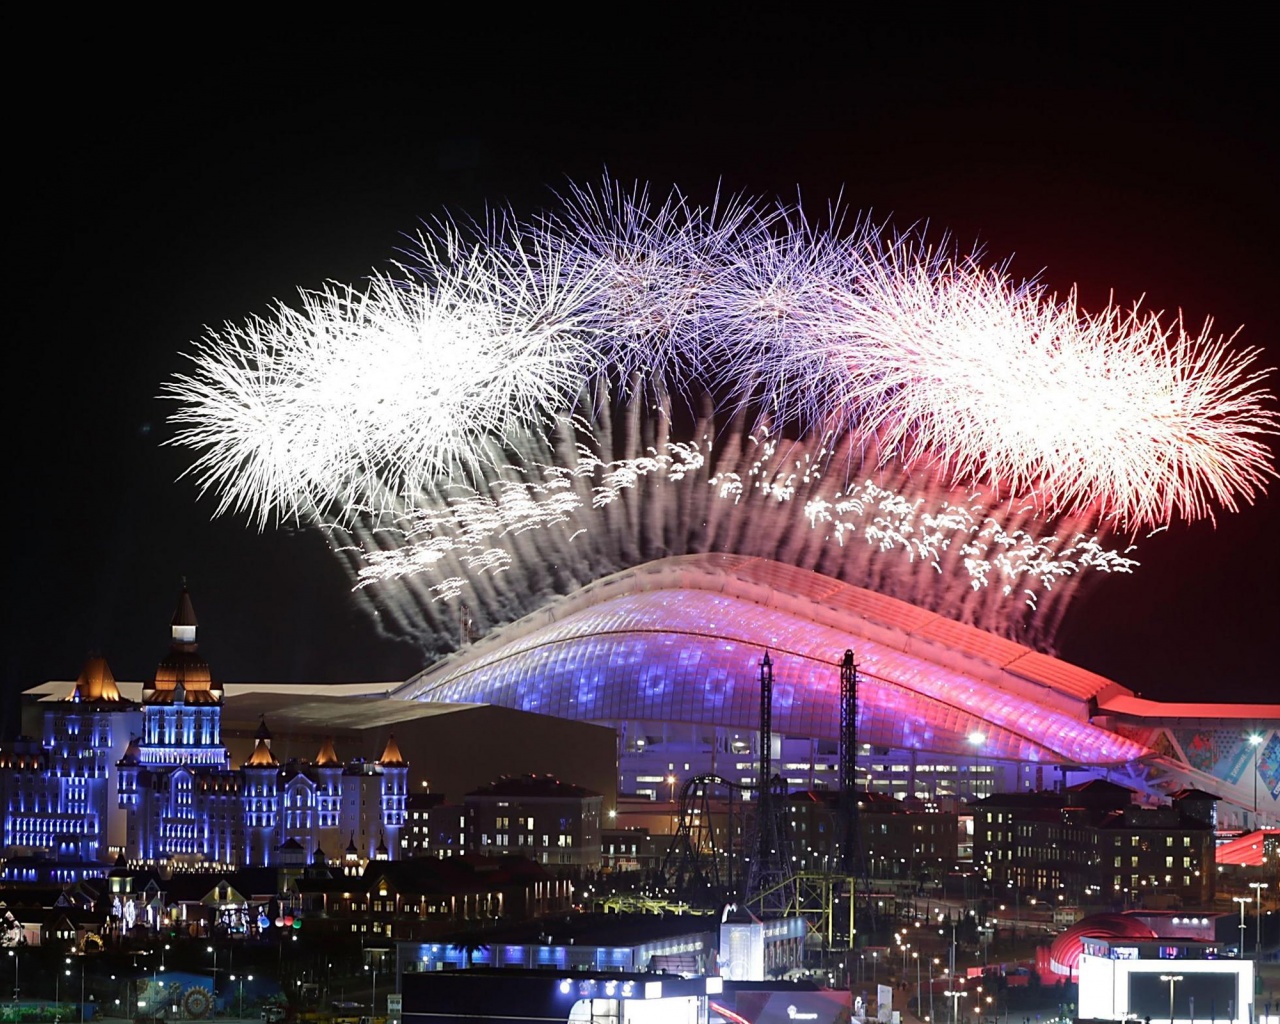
144,585,221,705
378,734,407,767
66,655,125,703
345,834,358,858
375,832,388,858
314,736,341,766
255,715,273,745
119,737,142,766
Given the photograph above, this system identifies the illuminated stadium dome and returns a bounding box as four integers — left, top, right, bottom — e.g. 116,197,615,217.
395,554,1277,820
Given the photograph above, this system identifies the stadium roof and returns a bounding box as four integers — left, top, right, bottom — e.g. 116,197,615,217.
397,555,1150,767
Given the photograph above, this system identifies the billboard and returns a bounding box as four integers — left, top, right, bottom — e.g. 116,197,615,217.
1078,954,1253,1024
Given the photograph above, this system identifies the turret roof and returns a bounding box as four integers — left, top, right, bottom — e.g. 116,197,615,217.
145,586,221,705
172,587,198,628
314,736,341,766
66,655,128,704
244,737,279,767
378,733,407,767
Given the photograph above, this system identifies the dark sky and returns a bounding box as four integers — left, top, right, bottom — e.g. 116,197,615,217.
6,13,1277,732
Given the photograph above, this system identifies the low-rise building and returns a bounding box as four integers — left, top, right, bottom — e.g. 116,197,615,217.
464,775,603,872
786,790,960,878
973,780,1216,907
293,854,573,941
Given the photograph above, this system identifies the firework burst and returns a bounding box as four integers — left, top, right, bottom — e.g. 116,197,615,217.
163,177,1277,652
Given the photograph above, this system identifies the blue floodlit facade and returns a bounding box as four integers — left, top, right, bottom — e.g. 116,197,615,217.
397,554,1279,825
1,591,408,870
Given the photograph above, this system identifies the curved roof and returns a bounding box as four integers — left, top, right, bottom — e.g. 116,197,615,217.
397,555,1148,766
1047,913,1158,978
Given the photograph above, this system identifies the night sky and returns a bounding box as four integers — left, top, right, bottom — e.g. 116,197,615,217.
7,14,1277,734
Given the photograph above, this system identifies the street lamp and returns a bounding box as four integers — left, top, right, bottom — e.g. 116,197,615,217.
1232,896,1253,956
1159,974,1182,1024
1248,882,1268,958
230,974,254,1019
944,987,968,1024
364,963,379,1019
913,951,921,1014
6,948,16,1000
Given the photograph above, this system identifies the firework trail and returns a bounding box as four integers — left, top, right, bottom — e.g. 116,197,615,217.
164,177,1277,655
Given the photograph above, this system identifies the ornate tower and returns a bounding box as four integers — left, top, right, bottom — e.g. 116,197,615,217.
121,587,234,864
242,718,280,866
377,734,408,860
313,736,344,861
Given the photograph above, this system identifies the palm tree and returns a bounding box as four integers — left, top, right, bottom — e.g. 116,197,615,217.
457,940,490,969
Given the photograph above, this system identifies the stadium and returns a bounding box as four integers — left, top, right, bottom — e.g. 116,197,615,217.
394,553,1279,826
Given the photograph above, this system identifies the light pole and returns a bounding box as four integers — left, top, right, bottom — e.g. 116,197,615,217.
364,963,378,1019
230,973,253,1019
6,948,16,1000
946,915,958,988
1232,896,1252,956
945,987,967,1024
1160,974,1182,1024
1248,734,1263,826
1248,882,1268,958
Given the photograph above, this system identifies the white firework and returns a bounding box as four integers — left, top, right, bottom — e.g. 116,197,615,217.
163,176,1277,655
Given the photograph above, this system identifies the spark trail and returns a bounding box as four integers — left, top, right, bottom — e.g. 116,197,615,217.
164,178,1277,656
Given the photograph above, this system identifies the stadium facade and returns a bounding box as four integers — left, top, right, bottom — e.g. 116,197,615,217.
396,554,1279,827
